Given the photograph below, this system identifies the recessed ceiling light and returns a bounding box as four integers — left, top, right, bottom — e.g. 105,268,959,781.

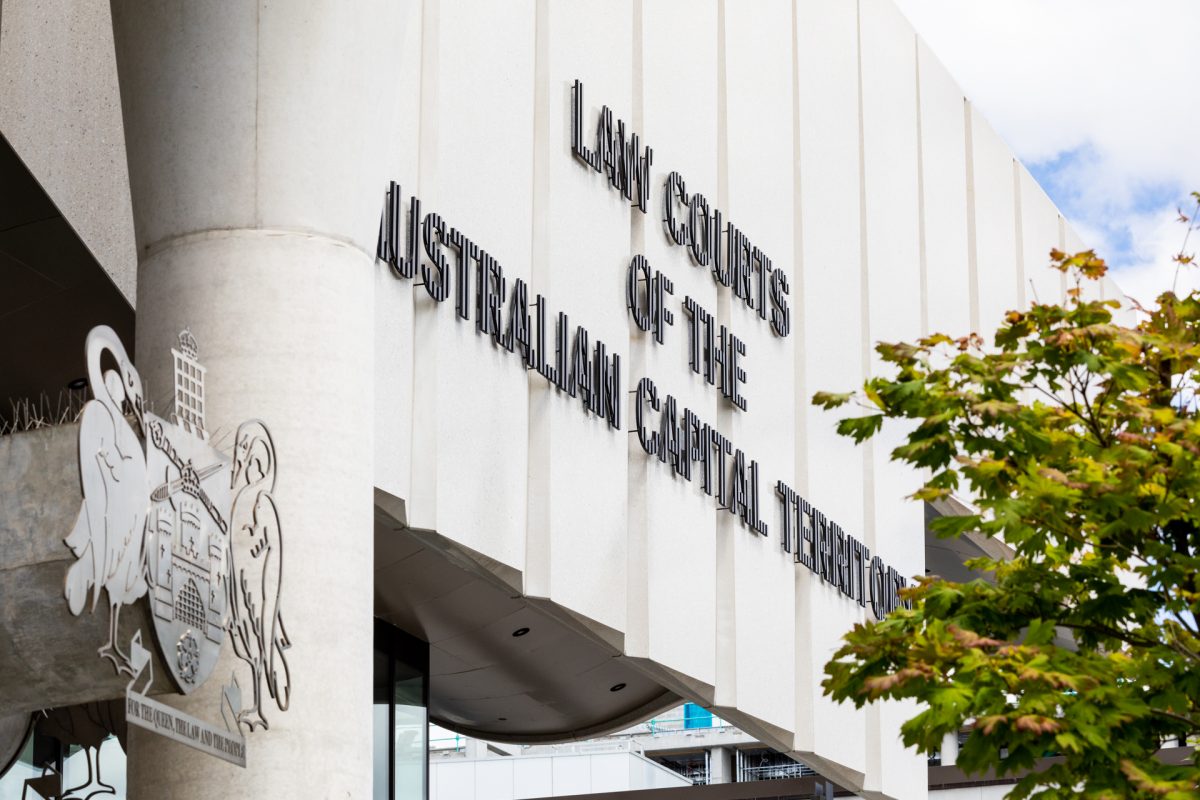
67,377,87,391
609,683,626,692
512,627,529,637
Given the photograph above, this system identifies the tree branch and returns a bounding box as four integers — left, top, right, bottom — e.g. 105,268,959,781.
1150,707,1200,732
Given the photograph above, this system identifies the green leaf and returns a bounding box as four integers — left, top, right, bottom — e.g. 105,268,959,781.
816,210,1200,798
813,390,854,409
835,414,884,443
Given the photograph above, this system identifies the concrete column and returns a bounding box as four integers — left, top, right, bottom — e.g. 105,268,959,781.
109,3,408,797
709,746,733,784
940,731,959,767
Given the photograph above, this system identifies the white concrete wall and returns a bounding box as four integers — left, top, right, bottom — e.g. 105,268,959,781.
528,0,634,642
367,2,1099,798
625,0,722,701
1017,164,1067,308
969,103,1022,338
405,0,537,582
859,4,929,796
718,0,798,750
792,0,870,787
917,40,972,337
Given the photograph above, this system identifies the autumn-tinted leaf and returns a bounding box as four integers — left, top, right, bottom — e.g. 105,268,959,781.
815,228,1200,799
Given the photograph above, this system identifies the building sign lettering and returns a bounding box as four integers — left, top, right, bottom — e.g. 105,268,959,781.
375,80,910,618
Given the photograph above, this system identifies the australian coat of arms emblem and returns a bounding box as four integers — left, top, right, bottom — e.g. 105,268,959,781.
62,325,291,765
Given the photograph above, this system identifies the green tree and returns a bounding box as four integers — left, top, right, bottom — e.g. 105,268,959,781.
816,242,1200,798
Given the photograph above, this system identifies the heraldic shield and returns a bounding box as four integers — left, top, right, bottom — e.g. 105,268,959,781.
144,409,233,694
139,329,234,693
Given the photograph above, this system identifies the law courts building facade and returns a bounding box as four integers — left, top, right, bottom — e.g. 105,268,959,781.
0,1,1128,798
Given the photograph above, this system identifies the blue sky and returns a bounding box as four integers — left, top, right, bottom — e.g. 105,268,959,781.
893,0,1200,306
1028,147,1195,295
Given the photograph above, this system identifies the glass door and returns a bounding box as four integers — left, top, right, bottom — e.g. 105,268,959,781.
373,619,429,800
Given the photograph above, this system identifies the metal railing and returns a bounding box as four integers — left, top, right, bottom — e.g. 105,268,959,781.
740,762,814,781
528,740,637,755
641,715,734,736
429,734,465,753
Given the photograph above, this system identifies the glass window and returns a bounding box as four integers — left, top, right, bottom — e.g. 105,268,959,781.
393,674,426,798
373,619,429,800
0,718,126,800
373,648,392,798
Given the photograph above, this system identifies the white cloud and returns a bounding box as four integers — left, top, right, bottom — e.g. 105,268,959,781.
892,0,1200,303
1114,207,1200,307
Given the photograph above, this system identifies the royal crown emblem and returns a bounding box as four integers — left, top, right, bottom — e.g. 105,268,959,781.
63,325,291,766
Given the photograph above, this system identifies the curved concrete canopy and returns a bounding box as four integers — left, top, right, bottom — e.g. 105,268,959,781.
374,495,678,743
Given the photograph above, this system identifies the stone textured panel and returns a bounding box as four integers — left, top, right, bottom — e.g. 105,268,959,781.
0,0,136,303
